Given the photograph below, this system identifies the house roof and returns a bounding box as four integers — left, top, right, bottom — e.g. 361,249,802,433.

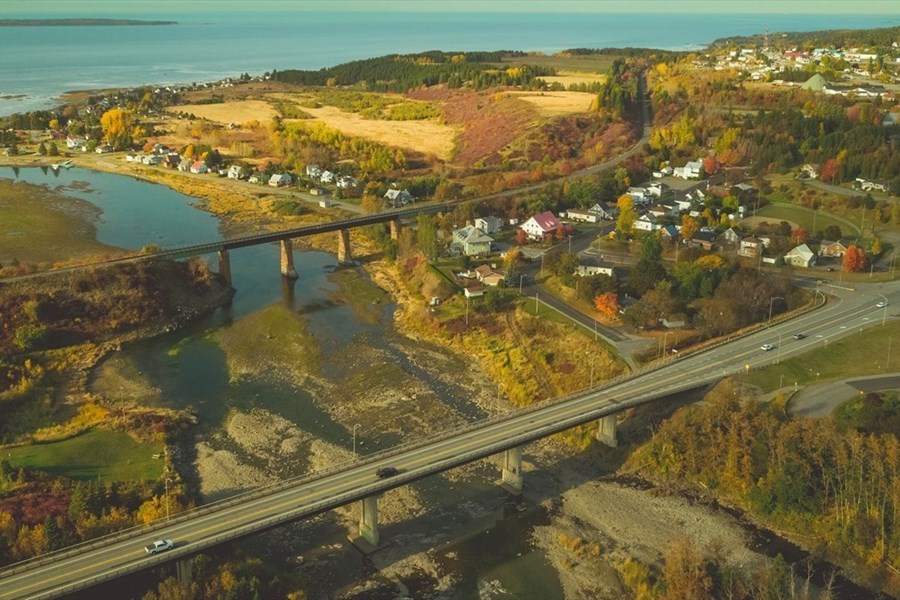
385,188,411,200
453,225,493,245
528,211,562,232
692,230,716,243
785,243,815,261
474,264,503,278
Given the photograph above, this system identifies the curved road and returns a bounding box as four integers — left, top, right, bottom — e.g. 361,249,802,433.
1,280,895,600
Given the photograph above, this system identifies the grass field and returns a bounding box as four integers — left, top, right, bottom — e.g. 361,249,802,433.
5,428,163,481
748,203,859,237
499,54,620,73
507,90,596,115
0,179,116,264
166,100,279,125
736,317,900,393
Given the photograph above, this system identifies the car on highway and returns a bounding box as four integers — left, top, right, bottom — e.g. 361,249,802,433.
760,343,774,351
144,539,174,555
376,466,400,478
793,333,805,340
877,300,888,309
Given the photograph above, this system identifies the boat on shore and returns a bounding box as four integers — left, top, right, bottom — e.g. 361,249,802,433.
50,159,74,170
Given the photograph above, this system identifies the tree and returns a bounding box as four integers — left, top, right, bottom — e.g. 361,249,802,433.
515,228,528,245
661,538,714,600
416,214,439,261
680,215,700,242
843,244,869,273
616,194,636,235
100,108,134,141
594,292,619,319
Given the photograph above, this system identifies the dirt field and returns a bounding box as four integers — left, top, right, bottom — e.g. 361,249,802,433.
287,104,458,160
507,90,596,115
166,99,278,125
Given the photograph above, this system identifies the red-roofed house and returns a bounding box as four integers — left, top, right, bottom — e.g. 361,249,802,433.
190,160,208,174
520,211,562,241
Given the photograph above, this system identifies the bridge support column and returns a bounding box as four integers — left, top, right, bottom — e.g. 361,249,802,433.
280,239,298,279
500,446,524,494
217,250,232,285
176,557,193,585
389,219,401,241
359,495,380,547
596,414,618,448
337,228,352,264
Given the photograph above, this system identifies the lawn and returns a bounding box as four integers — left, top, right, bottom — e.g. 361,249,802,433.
735,318,900,393
748,203,859,238
4,428,163,481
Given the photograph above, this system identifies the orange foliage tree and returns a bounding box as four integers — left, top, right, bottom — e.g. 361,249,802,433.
594,292,619,319
843,244,869,272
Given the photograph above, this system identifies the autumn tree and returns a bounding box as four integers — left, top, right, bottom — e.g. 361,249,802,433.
843,244,869,273
616,194,636,236
661,537,714,600
680,215,699,242
594,292,620,319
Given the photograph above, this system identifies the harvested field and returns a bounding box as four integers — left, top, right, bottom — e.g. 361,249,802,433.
166,100,278,125
287,104,458,161
508,90,596,115
539,71,606,88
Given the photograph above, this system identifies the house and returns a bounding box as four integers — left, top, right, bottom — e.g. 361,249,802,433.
785,243,817,268
269,173,292,187
819,239,850,258
800,164,820,179
305,164,322,179
177,158,192,172
474,264,504,287
673,160,702,179
474,216,503,235
588,202,618,221
162,153,181,169
336,175,358,189
309,187,327,196
451,225,493,256
634,213,661,232
190,160,208,174
520,211,563,240
66,135,86,150
125,152,138,162
855,178,888,193
248,175,261,184
152,143,170,155
659,224,679,241
143,155,163,166
227,165,246,180
320,170,334,184
384,188,413,208
575,255,614,277
722,228,742,246
688,230,717,251
564,208,600,223
626,187,650,206
95,143,113,154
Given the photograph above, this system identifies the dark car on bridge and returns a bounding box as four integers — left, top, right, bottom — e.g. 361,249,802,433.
376,466,400,478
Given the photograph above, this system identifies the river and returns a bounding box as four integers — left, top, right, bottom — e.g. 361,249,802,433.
1,166,565,599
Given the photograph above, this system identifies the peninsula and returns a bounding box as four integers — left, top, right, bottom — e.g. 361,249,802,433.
0,18,177,26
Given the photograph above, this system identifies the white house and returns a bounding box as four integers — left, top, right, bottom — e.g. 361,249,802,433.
66,135,86,150
320,170,334,184
673,160,702,179
588,202,618,221
384,188,413,207
564,208,600,223
269,173,291,187
520,211,562,240
634,213,661,232
784,243,817,268
336,175,358,189
306,164,322,179
474,216,503,235
190,160,208,174
575,255,614,277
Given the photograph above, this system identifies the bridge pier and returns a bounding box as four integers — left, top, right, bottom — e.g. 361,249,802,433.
499,446,524,494
596,414,618,448
337,228,352,264
217,250,232,285
389,219,401,241
358,495,380,547
280,239,299,279
176,557,193,585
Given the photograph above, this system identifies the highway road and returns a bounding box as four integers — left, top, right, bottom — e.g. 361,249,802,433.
1,280,894,600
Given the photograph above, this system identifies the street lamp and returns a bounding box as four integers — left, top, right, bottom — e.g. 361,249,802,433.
352,423,361,456
879,293,888,327
767,296,784,328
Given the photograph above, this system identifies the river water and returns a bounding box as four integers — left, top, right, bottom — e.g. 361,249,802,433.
2,166,564,598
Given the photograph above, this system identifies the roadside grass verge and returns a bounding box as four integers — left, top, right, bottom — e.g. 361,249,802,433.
735,319,900,394
755,203,858,237
5,428,163,481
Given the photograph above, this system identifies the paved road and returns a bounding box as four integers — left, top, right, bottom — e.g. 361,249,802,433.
2,279,894,600
790,373,900,418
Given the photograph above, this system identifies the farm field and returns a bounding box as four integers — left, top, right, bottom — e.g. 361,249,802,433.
507,90,596,115
166,99,278,125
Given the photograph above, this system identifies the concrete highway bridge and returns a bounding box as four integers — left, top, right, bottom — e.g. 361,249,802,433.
0,280,892,599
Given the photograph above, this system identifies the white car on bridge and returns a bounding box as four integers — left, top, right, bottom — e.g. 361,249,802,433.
144,539,174,555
